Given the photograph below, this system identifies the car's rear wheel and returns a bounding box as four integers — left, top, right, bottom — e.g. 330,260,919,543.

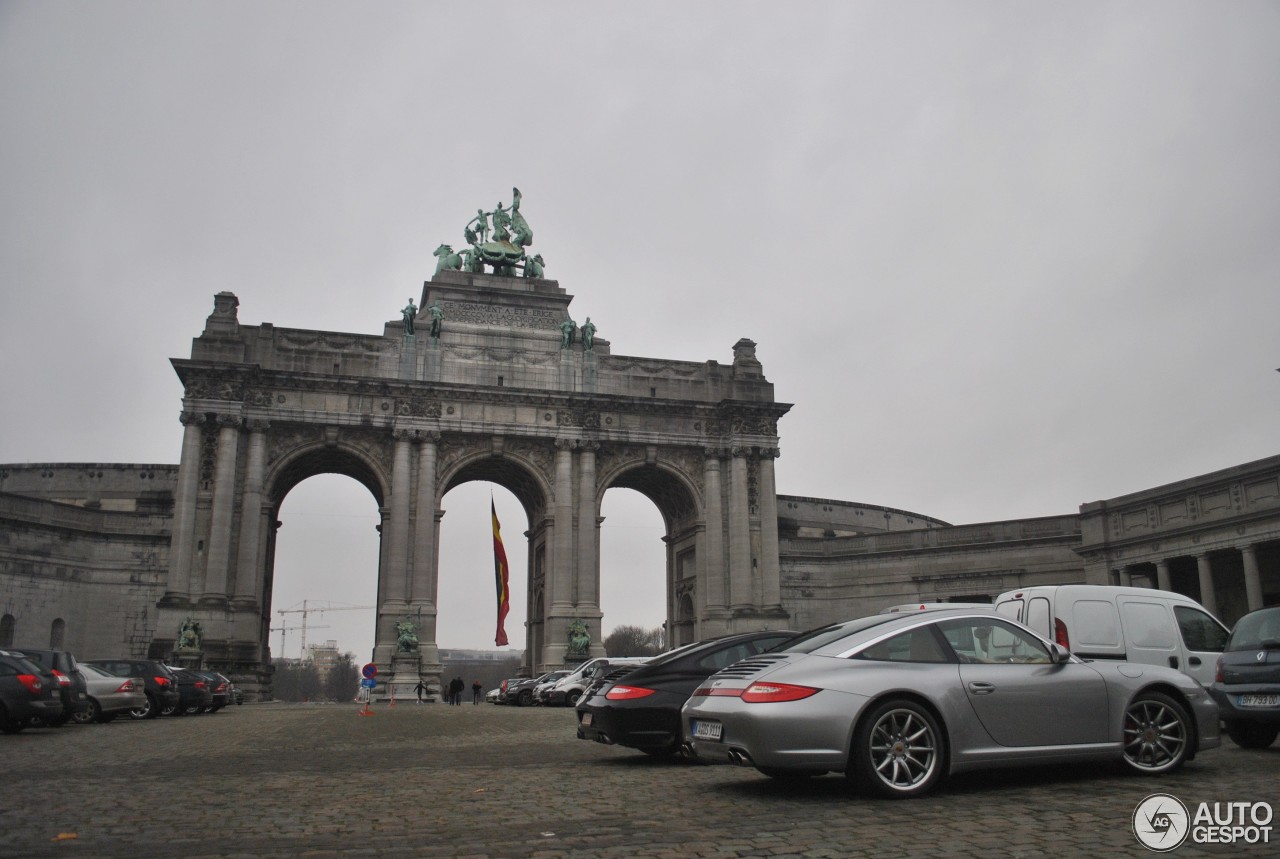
1226,722,1279,749
160,701,179,717
566,690,582,707
73,698,101,725
185,704,206,715
1121,691,1191,774
848,698,944,798
130,694,156,720
518,690,532,707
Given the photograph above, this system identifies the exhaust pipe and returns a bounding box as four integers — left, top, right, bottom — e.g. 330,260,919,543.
594,733,614,746
726,748,754,767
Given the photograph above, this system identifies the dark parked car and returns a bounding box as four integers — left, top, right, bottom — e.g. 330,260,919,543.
1210,605,1280,749
86,659,181,720
191,670,231,712
502,671,569,706
577,630,798,757
0,650,65,733
10,647,90,725
162,667,214,716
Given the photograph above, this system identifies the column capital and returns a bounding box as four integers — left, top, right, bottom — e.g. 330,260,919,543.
179,410,205,427
215,413,243,429
246,418,271,433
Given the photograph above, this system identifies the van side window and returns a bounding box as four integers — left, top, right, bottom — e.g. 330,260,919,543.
1174,606,1228,652
1074,600,1123,648
1119,602,1175,648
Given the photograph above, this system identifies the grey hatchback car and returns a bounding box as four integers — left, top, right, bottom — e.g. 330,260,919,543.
1210,605,1280,749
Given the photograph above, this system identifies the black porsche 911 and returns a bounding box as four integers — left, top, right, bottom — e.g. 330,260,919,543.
576,629,797,757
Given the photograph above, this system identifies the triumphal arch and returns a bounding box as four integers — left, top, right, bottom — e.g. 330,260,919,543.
153,191,791,692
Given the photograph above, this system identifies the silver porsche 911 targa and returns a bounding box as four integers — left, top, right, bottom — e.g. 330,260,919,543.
682,609,1219,798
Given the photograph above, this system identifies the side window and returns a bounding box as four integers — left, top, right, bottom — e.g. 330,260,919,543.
939,619,1051,664
1120,602,1175,648
699,643,753,672
1174,606,1228,652
857,628,948,663
1074,600,1123,648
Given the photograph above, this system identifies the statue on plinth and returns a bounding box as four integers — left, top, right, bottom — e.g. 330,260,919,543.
177,615,202,650
401,298,417,335
567,619,591,658
436,187,547,279
395,617,419,653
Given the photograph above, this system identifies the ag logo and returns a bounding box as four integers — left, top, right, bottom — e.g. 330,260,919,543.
1133,793,1190,851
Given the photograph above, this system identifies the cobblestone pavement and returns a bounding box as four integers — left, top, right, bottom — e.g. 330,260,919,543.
0,702,1276,858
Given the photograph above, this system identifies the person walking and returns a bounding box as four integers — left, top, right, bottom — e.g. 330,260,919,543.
414,679,426,704
472,680,482,705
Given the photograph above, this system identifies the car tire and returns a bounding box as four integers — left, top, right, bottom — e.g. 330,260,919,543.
848,698,945,799
130,694,156,720
566,690,582,707
160,701,179,717
1120,691,1191,774
185,704,205,715
73,698,101,725
518,690,532,707
1226,722,1279,749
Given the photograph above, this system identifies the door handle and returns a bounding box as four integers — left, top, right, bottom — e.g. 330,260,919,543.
967,681,995,695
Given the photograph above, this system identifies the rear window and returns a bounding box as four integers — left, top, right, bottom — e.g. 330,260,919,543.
1227,608,1280,651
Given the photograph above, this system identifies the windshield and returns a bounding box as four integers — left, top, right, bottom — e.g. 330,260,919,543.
780,615,898,654
1228,608,1280,651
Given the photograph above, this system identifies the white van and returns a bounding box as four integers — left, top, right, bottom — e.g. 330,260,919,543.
994,585,1229,686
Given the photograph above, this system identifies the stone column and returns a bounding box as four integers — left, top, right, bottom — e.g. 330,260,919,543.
700,450,726,619
1242,545,1264,611
201,414,242,604
551,439,575,611
166,412,205,601
757,449,782,610
1117,567,1132,587
1196,553,1219,617
576,442,599,609
386,430,413,607
727,447,752,613
1156,559,1172,592
411,432,440,667
232,419,269,608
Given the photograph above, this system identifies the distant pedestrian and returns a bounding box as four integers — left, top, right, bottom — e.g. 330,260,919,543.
472,680,482,705
414,679,426,704
449,676,464,706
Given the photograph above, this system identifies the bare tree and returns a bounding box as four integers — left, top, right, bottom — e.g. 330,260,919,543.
603,624,664,657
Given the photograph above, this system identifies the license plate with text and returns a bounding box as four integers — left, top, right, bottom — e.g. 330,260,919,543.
1239,694,1279,708
691,720,722,741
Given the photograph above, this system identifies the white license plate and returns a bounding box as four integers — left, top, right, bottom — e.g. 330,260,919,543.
580,713,592,726
1238,694,1280,708
691,720,722,741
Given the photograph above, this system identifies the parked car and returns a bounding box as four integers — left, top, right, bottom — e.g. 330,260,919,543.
504,671,569,707
1210,605,1280,749
190,670,231,712
578,630,798,757
0,650,65,733
85,658,181,720
682,609,1219,797
993,585,1229,686
542,657,651,707
73,664,148,724
162,667,214,716
10,647,90,725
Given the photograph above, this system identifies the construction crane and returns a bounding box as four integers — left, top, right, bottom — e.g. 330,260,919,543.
269,622,329,661
276,600,374,656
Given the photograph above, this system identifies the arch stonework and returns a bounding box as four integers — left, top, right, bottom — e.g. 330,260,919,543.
152,275,791,692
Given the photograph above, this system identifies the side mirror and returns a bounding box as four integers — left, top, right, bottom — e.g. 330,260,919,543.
1048,642,1072,664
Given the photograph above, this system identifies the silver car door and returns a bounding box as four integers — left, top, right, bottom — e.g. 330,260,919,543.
941,618,1110,747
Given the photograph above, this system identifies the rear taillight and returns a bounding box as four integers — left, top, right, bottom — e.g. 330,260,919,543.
1054,618,1070,650
115,680,136,693
741,683,820,704
17,674,42,694
154,676,171,687
195,681,207,689
52,669,71,687
214,683,227,693
605,685,656,701
1215,656,1225,684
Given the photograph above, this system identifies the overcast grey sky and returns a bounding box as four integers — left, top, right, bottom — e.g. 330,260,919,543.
2,2,1277,660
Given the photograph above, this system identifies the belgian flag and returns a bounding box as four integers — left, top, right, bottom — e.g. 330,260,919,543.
492,500,510,646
